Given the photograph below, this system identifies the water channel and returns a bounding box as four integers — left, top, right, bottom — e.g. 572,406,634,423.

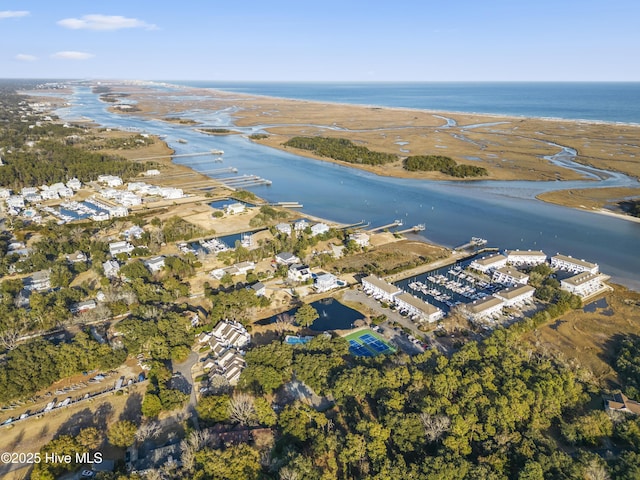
54,86,640,290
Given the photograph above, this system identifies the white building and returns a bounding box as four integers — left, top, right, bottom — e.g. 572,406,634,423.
158,187,184,199
40,189,60,201
103,260,120,278
124,225,145,240
108,206,129,218
212,321,251,349
492,266,530,286
21,187,39,196
144,169,161,176
494,285,536,307
0,188,12,198
6,195,25,209
505,250,547,266
24,270,51,292
91,212,110,222
275,252,300,265
288,264,311,282
469,253,508,273
394,292,443,323
293,219,309,232
275,223,292,236
109,241,134,257
66,178,82,191
466,296,505,322
349,232,370,248
362,275,402,303
145,256,165,273
560,272,610,298
551,254,599,274
225,202,246,215
249,282,266,297
97,175,123,187
314,272,340,293
310,223,330,236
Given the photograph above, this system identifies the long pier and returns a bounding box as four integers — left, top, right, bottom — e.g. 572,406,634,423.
454,237,488,251
199,167,238,176
368,219,403,233
271,201,303,208
394,224,426,235
131,149,223,161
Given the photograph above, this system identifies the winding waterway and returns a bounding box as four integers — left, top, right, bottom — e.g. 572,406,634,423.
55,86,640,290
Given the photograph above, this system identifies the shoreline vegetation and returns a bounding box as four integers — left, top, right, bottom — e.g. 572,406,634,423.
56,81,640,220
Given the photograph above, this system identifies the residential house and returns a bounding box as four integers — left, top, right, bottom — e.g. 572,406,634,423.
66,251,88,263
6,195,25,209
275,223,292,236
66,178,82,190
225,202,246,215
70,300,97,314
144,256,165,273
275,252,300,265
349,232,370,247
102,260,120,278
314,272,340,293
605,392,640,415
97,175,123,187
249,282,266,297
293,219,309,232
310,222,330,236
24,270,51,292
109,241,134,257
288,264,312,283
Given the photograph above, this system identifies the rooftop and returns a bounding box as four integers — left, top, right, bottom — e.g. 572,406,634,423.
362,275,402,295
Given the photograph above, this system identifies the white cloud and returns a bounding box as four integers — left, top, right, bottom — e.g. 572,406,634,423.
15,54,37,62
51,51,95,60
57,14,157,31
0,10,30,19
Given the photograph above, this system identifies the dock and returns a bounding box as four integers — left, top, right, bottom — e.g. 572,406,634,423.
198,167,238,176
454,237,488,251
394,224,426,235
131,149,224,162
218,175,272,188
272,201,303,208
368,219,403,233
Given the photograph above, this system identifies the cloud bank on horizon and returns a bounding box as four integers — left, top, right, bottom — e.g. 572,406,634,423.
2,1,639,81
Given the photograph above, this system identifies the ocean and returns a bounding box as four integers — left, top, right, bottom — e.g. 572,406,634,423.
169,81,640,124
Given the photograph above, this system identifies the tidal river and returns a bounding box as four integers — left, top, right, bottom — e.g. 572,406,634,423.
56,87,640,290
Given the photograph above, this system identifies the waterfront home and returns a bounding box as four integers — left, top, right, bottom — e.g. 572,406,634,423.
469,253,508,273
40,189,59,201
560,271,610,298
294,219,309,232
102,260,120,278
505,250,547,266
109,241,135,257
394,292,443,323
288,264,312,283
494,284,536,307
466,296,505,322
91,212,110,222
158,187,184,199
225,202,246,215
349,232,370,248
109,206,129,218
310,222,330,236
314,272,340,293
0,188,11,198
362,275,402,303
551,254,599,274
275,252,300,265
492,266,530,286
21,186,39,196
275,223,292,236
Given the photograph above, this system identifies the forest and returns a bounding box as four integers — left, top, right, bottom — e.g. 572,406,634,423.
403,155,488,178
283,136,397,166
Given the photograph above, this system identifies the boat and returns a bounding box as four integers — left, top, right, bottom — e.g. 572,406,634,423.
177,138,188,144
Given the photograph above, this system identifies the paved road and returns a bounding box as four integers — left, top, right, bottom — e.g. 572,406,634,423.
172,351,200,430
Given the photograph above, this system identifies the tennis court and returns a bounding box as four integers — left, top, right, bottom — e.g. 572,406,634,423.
345,329,395,357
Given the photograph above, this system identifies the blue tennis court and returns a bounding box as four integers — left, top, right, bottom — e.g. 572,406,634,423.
349,339,373,357
360,334,392,353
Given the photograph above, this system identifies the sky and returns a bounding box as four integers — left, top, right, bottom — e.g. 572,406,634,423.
1,0,639,81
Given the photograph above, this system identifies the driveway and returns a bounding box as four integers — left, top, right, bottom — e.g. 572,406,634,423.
172,351,200,430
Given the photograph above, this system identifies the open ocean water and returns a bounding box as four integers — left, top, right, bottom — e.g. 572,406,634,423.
170,81,640,124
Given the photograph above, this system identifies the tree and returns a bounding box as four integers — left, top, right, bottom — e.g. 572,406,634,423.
229,392,257,426
194,444,261,480
197,394,230,423
107,420,138,447
77,427,102,451
141,393,163,418
295,303,319,328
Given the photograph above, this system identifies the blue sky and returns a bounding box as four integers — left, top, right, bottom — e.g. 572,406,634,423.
2,0,639,81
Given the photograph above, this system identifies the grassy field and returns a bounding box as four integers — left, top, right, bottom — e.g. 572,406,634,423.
524,285,640,388
537,186,640,213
